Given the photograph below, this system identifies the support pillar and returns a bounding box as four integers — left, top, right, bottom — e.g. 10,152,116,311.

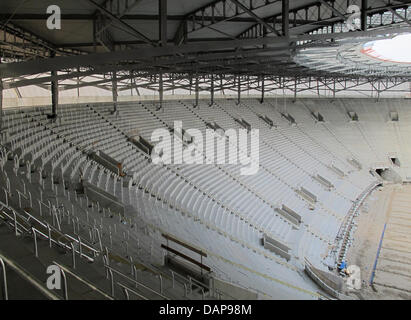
50,52,58,119
237,76,241,105
210,74,214,106
112,71,118,113
361,0,368,31
260,76,265,104
293,78,297,102
195,76,199,108
159,71,164,111
282,0,289,37
156,0,166,111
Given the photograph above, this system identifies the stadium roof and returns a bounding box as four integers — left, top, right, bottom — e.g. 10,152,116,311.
0,0,410,96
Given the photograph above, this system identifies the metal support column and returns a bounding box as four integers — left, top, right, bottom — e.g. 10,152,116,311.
210,74,214,106
282,0,290,37
293,79,297,102
195,76,199,107
237,76,241,105
112,70,118,113
50,52,58,119
361,0,368,31
159,71,164,111
260,76,265,104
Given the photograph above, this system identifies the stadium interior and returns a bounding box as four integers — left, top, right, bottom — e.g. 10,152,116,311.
0,0,410,300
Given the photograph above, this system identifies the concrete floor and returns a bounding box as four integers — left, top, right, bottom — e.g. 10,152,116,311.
347,184,411,299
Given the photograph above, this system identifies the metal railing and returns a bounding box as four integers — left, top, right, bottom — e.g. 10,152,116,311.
0,253,60,300
168,269,214,300
0,200,99,262
334,181,380,266
0,257,8,300
53,261,114,300
117,282,149,300
1,195,169,301
0,201,109,300
103,262,169,300
1,171,228,301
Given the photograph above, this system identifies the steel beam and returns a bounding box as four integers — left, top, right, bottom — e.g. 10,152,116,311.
381,0,411,26
304,1,411,38
237,0,410,39
174,0,280,43
93,0,145,35
3,26,410,79
86,0,154,46
95,12,115,51
317,0,345,20
229,0,280,36
238,0,341,39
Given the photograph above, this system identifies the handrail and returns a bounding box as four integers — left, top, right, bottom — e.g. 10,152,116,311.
53,262,114,300
32,228,38,257
103,263,169,300
22,206,98,259
1,175,217,301
169,268,209,293
0,206,30,235
334,181,379,266
188,275,209,290
12,209,18,236
94,227,103,252
158,274,163,294
0,200,97,263
108,269,114,296
61,232,99,256
60,268,68,300
0,253,60,300
0,257,8,300
165,268,230,300
117,282,149,300
70,242,76,269
16,189,28,209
